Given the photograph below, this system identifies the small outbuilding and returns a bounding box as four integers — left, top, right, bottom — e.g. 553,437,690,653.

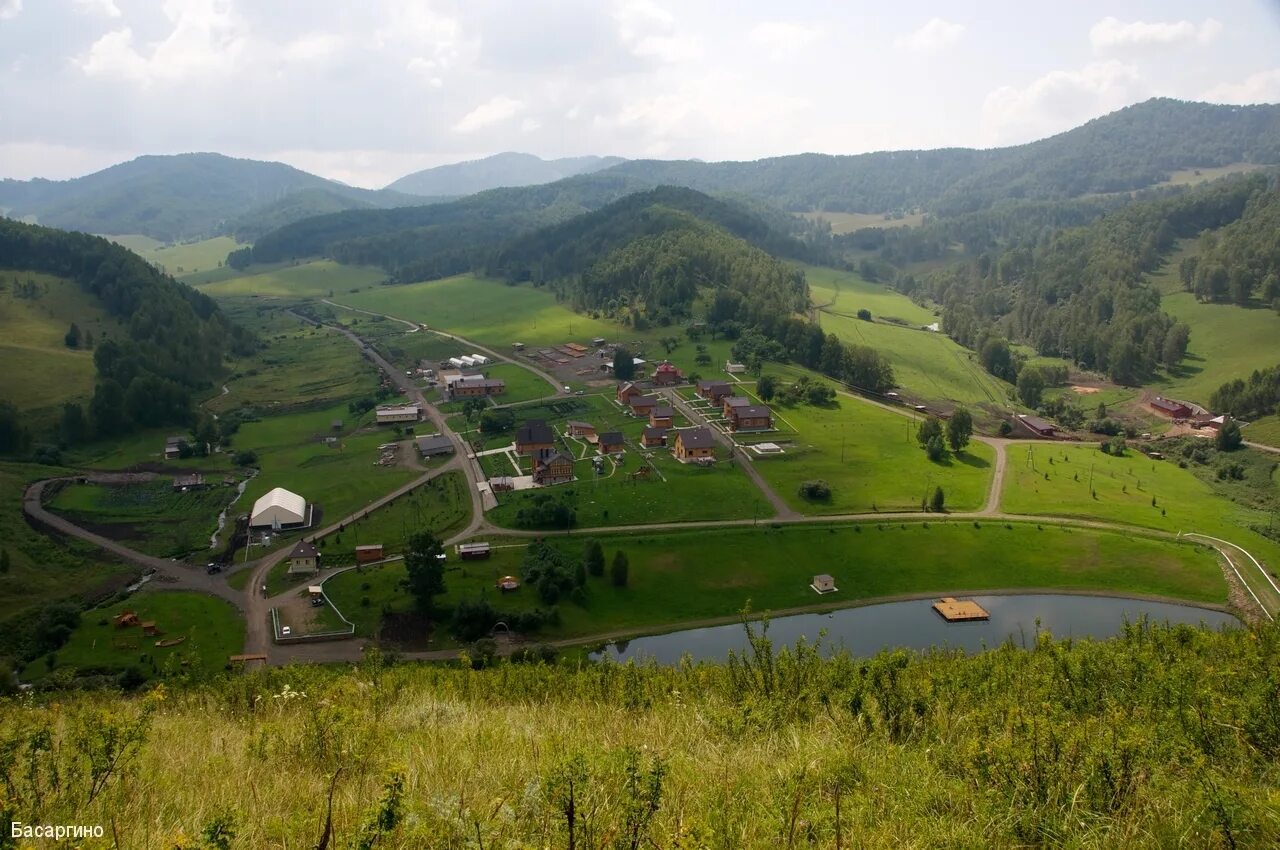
811,574,837,594
1017,414,1057,438
415,433,455,457
457,542,492,560
355,544,384,563
375,404,420,424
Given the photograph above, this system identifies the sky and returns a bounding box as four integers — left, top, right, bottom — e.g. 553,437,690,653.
1,0,1279,188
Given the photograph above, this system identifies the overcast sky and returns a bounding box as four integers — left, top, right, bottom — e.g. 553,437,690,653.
2,0,1279,188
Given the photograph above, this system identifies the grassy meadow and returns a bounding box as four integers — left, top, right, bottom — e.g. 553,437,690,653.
805,264,937,326
136,235,241,278
26,591,245,682
46,477,240,559
753,397,996,514
1001,442,1280,610
317,471,472,565
6,619,1278,847
800,210,926,233
197,259,386,298
326,522,1224,644
0,271,126,421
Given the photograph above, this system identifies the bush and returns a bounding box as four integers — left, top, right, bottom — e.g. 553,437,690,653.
798,480,832,501
233,450,258,467
856,309,872,321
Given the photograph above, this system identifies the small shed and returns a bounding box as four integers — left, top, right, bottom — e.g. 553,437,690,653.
114,611,140,628
355,544,384,564
308,585,324,600
331,419,344,431
141,621,160,636
497,575,520,592
457,542,492,560
811,574,837,594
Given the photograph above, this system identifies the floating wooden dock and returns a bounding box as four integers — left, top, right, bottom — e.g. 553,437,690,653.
932,597,990,622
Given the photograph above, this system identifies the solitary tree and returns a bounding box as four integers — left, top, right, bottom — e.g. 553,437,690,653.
946,407,973,452
613,347,636,381
64,322,81,348
1216,419,1243,452
757,374,777,402
0,548,9,574
573,559,587,588
856,309,872,321
611,550,629,587
403,532,446,615
930,486,945,513
916,417,944,451
583,539,605,577
1017,368,1045,408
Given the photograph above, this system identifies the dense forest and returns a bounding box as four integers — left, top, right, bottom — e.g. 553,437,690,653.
933,175,1268,384
610,99,1280,214
0,218,252,444
1179,184,1280,306
1211,365,1280,421
386,152,625,196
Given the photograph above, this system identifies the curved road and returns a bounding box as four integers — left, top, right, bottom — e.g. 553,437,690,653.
22,311,1279,666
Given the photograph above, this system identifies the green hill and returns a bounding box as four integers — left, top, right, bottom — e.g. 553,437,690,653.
0,153,421,242
386,151,625,196
3,619,1277,846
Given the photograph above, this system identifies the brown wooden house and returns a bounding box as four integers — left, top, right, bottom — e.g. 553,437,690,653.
727,404,773,432
673,427,716,461
567,420,596,438
641,426,667,448
616,383,642,405
696,380,733,402
652,361,682,385
649,406,674,428
722,396,752,417
515,420,556,455
628,395,658,416
598,431,625,454
533,449,575,485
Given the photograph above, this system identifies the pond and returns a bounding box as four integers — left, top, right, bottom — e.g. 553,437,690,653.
589,594,1239,664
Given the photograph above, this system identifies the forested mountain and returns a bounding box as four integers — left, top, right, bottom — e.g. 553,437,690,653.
487,186,813,324
605,99,1280,214
933,175,1268,384
0,218,252,443
0,153,419,242
387,152,625,196
1179,185,1280,305
227,186,446,243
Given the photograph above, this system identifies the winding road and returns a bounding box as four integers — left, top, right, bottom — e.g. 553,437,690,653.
22,307,1280,668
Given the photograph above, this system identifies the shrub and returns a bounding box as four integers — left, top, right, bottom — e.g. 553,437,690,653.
798,480,832,501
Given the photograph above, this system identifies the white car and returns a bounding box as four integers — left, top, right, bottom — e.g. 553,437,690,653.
281,626,292,636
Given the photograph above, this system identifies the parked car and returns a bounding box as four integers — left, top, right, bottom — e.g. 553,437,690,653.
281,626,292,636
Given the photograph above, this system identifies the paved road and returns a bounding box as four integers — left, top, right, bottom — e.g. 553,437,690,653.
321,298,566,397
662,388,798,519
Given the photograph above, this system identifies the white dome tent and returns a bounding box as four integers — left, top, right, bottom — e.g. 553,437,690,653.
249,487,308,529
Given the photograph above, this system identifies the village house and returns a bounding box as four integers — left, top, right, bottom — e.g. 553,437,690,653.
649,406,675,428
598,431,625,454
1017,414,1058,438
457,542,492,560
375,404,420,424
515,420,556,455
727,404,773,432
652,360,682,386
696,380,733,403
448,375,506,399
163,435,187,459
725,361,747,374
722,395,752,416
355,544,384,564
642,426,667,448
628,395,658,416
616,382,642,405
533,448,575,485
566,421,597,439
1151,397,1192,419
673,427,717,462
287,540,320,575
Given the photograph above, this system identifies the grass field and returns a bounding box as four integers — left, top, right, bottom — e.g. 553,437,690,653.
1244,415,1280,448
236,401,419,531
135,236,240,278
1145,239,1280,406
753,397,995,514
1001,442,1280,609
197,260,386,298
46,477,239,558
326,522,1224,644
819,308,1012,408
805,264,937,325
26,591,245,682
1156,163,1268,188
0,271,126,420
104,233,165,254
485,362,557,405
800,210,926,233
317,471,472,565
203,304,384,416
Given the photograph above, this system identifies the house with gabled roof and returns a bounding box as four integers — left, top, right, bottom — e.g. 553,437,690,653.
673,427,716,462
515,420,556,455
532,448,575,485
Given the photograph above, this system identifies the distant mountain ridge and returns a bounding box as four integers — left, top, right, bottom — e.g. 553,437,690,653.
385,152,626,196
0,152,423,243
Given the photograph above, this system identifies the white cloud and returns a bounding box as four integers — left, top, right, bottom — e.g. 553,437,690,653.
519,116,541,133
72,0,122,17
0,0,22,20
981,61,1147,145
1202,68,1280,105
282,33,344,63
749,22,821,61
75,0,248,85
614,0,699,63
1090,17,1222,53
453,96,524,133
895,18,965,52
